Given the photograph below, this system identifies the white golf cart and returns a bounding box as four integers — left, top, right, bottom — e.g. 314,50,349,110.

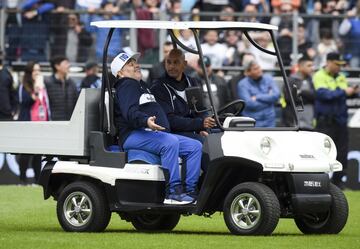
0,20,348,235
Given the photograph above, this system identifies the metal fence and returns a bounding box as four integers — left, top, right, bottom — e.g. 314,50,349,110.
1,8,360,75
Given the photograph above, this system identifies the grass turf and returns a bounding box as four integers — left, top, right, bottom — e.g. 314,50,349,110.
0,186,359,249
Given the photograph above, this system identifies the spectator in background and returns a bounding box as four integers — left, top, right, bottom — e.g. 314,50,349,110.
147,41,173,87
317,29,338,67
89,1,124,62
17,61,48,185
201,30,227,68
178,29,197,51
319,0,345,41
168,0,182,21
21,0,55,61
50,0,76,59
249,32,277,69
218,4,237,41
282,55,315,129
5,0,21,62
240,1,270,23
193,56,231,109
240,3,261,23
228,52,256,100
134,0,158,63
339,2,360,67
0,52,18,121
223,30,243,67
80,62,101,88
66,13,93,63
75,0,103,31
270,0,296,28
152,49,216,142
297,22,316,60
196,0,229,21
237,60,280,127
277,17,313,66
45,56,78,121
219,4,236,22
313,52,360,189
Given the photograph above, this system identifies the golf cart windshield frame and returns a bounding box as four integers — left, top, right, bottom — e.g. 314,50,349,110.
93,21,299,133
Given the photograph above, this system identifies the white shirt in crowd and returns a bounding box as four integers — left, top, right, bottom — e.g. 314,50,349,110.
201,42,227,67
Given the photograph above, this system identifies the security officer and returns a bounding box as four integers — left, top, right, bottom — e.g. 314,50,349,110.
313,52,360,189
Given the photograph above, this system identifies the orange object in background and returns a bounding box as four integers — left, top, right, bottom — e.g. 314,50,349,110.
271,0,301,8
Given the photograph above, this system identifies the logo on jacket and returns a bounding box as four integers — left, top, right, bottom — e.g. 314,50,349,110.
139,93,156,105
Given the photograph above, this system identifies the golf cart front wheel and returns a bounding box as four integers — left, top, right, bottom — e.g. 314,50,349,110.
294,183,348,234
56,181,111,232
223,182,280,235
131,213,181,232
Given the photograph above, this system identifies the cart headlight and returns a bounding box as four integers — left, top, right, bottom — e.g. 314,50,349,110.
260,137,271,155
324,137,331,154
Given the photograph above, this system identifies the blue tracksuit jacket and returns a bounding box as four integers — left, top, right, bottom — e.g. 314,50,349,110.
114,77,170,146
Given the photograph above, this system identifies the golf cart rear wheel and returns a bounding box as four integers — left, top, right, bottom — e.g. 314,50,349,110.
294,183,348,234
131,213,181,232
223,182,280,235
57,181,111,232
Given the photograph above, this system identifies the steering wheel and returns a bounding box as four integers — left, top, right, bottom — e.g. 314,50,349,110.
217,99,245,120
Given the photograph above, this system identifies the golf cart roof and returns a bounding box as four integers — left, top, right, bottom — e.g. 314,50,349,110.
91,20,278,31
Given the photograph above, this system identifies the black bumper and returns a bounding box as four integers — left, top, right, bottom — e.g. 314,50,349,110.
287,173,332,214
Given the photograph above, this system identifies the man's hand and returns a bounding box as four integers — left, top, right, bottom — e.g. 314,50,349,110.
24,10,37,19
147,116,165,131
203,117,216,129
345,86,356,96
200,131,209,136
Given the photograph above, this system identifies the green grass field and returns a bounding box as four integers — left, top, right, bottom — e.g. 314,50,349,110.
0,186,359,249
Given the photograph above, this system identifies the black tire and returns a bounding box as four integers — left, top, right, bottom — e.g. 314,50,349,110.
131,213,181,232
223,182,280,235
294,183,348,234
56,181,111,232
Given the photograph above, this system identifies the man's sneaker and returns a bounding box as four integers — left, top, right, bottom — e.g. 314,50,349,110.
163,193,194,205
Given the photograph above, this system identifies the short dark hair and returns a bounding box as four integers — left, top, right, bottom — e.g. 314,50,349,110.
85,61,98,71
298,54,313,64
164,41,173,47
50,55,68,73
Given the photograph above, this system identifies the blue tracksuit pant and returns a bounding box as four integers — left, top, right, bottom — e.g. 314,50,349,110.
123,130,202,193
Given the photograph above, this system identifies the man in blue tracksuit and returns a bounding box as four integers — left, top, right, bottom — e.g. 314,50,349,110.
111,52,202,205
151,49,216,142
237,60,280,127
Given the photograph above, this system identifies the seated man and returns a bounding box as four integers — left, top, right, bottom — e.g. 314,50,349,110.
237,60,280,127
151,48,216,143
111,51,202,205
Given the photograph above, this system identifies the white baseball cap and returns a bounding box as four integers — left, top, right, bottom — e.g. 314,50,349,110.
110,52,141,77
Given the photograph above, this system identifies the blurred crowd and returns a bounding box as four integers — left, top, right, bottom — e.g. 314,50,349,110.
2,0,360,68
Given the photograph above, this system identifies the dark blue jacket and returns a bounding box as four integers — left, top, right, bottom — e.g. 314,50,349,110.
114,77,170,146
18,84,34,121
151,73,205,133
0,67,18,120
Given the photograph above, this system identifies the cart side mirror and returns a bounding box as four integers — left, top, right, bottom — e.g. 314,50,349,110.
291,84,304,112
185,86,211,113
